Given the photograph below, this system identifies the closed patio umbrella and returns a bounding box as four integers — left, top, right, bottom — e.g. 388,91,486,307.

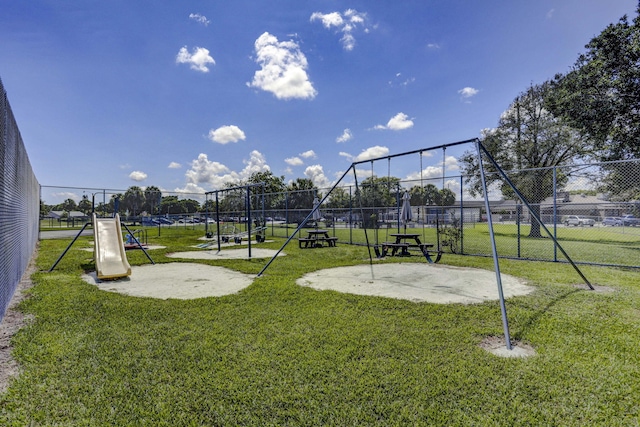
312,196,322,227
400,191,412,231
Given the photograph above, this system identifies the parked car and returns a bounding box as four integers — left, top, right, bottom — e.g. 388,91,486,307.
156,217,173,225
564,215,595,227
602,217,622,226
141,217,159,226
621,215,639,226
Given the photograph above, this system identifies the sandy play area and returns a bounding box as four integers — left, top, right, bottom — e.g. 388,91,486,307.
297,263,533,304
81,258,533,305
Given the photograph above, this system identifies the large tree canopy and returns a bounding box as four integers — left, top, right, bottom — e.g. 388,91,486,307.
548,7,640,160
461,82,590,237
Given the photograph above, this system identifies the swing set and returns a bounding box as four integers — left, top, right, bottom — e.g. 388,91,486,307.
258,137,593,351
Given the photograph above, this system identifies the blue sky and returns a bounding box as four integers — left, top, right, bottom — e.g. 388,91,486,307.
1,0,636,204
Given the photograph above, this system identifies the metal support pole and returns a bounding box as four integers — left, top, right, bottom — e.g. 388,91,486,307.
48,222,92,272
122,223,154,264
478,142,593,289
459,175,464,254
215,192,221,252
258,165,354,277
476,140,513,351
246,187,252,259
553,167,558,262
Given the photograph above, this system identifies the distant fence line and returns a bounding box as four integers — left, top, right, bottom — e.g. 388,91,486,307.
0,78,40,322
42,158,640,269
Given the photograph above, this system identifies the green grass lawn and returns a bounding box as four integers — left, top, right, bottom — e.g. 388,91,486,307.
1,229,639,425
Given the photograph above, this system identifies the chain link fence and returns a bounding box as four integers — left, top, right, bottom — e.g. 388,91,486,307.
1,79,40,322
39,158,640,269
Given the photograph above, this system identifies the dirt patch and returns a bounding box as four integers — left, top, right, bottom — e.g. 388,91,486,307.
0,247,38,394
479,335,536,358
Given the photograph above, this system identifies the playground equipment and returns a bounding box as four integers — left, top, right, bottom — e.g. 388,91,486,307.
196,222,267,249
124,228,149,250
93,213,131,279
258,138,594,352
48,212,154,275
201,183,267,258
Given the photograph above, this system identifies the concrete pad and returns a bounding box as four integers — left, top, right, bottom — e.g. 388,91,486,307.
297,263,533,304
82,263,253,299
167,248,284,260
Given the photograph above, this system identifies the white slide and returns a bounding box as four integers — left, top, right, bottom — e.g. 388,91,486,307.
93,213,132,280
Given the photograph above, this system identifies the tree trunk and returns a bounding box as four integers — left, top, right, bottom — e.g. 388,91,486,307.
528,204,543,238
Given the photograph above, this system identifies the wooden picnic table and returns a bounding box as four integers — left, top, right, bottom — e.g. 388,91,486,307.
298,229,338,248
376,233,441,263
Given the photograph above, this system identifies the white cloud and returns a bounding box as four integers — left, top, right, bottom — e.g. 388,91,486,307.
242,150,270,177
354,145,389,162
208,125,246,144
389,73,416,87
176,46,215,73
546,9,555,19
405,155,460,182
189,13,210,26
336,128,353,143
458,87,479,98
310,11,344,28
310,9,369,51
168,162,182,169
51,192,80,202
375,112,414,131
247,32,317,100
285,157,303,166
178,183,206,193
304,165,331,188
427,43,441,49
179,151,270,191
129,171,148,182
300,150,316,159
444,155,459,171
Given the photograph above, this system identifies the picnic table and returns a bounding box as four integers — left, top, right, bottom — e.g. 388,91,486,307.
298,229,338,248
375,233,442,263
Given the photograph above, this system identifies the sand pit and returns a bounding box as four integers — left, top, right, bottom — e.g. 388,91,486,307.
81,259,532,305
297,263,533,304
82,263,253,299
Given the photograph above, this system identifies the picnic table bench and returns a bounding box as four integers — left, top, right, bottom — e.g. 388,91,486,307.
374,233,441,263
298,230,338,248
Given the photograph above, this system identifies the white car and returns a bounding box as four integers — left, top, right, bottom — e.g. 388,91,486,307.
564,215,595,227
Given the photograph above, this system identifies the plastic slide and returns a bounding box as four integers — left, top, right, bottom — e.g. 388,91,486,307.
93,213,132,279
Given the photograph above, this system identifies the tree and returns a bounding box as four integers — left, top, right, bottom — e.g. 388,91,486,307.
160,195,180,215
409,184,441,206
180,198,201,214
61,198,77,212
40,200,51,218
143,186,162,215
461,82,591,237
326,186,351,209
245,171,286,210
286,178,318,210
435,188,456,206
357,176,401,208
548,7,640,160
122,186,144,217
77,195,92,215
